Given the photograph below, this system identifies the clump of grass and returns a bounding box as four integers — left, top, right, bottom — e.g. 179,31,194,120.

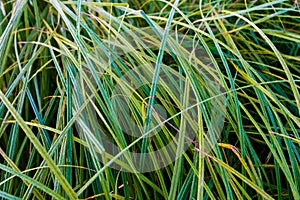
0,0,300,199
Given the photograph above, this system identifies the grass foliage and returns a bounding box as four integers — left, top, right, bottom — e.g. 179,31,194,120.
0,0,300,199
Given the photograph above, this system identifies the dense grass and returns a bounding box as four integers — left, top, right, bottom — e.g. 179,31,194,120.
0,0,300,199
